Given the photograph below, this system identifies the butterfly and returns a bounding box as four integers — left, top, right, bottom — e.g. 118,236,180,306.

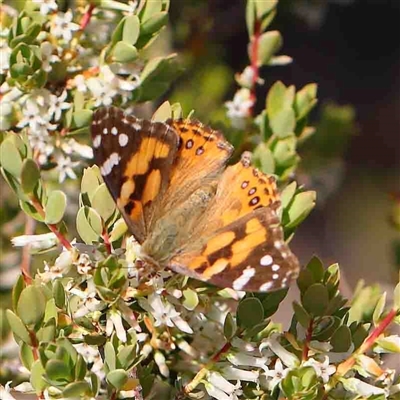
91,107,300,292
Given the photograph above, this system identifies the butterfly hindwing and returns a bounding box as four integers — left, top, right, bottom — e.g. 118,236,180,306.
169,153,299,291
91,107,179,243
170,207,299,292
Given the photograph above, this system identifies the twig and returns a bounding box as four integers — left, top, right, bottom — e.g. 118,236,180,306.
20,216,36,284
336,307,398,376
29,195,72,251
182,340,233,395
302,318,314,361
80,3,95,30
249,19,262,115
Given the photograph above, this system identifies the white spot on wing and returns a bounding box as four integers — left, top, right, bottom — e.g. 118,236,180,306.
119,133,129,147
232,267,255,291
100,152,121,176
103,128,108,135
260,255,273,266
111,126,118,135
259,281,274,292
133,122,141,130
93,135,101,148
272,273,279,280
272,264,280,271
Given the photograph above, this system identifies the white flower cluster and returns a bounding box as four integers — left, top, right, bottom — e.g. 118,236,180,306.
72,65,140,107
225,88,254,130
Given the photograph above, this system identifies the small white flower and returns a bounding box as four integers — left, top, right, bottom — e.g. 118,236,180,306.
55,154,80,182
73,74,88,92
0,38,11,74
13,382,33,393
11,232,58,251
263,359,289,390
49,90,70,121
141,293,193,334
32,0,58,15
0,382,16,400
51,10,80,42
260,334,299,368
40,42,60,72
106,310,127,343
235,66,255,88
61,138,93,159
155,351,169,377
220,365,259,382
303,356,336,383
73,290,103,318
205,372,242,400
342,377,386,397
227,352,269,373
225,88,254,129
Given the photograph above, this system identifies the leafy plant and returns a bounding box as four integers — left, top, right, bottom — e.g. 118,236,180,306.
0,1,398,399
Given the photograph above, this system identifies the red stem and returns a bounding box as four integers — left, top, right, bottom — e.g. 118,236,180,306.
337,307,398,376
249,20,262,114
30,196,72,251
102,226,112,255
302,318,314,361
80,3,95,30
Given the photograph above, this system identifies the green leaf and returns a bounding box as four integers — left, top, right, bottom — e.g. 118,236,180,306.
253,143,275,174
109,218,128,242
223,312,237,340
76,206,103,244
75,354,87,381
182,288,199,311
152,101,172,121
63,381,90,398
111,17,125,44
12,274,26,311
17,285,46,326
45,190,67,224
246,0,256,36
269,107,296,138
92,183,116,222
107,369,128,390
122,15,140,44
0,138,23,177
30,360,47,394
281,181,297,209
20,341,35,370
256,31,282,66
53,280,66,309
394,282,400,309
331,325,352,352
306,256,325,283
104,342,116,371
140,12,168,35
141,0,162,22
6,310,31,344
255,0,277,19
303,283,329,316
372,293,386,326
295,83,318,120
36,319,56,343
112,41,138,63
285,191,316,229
117,345,137,370
293,301,311,329
21,158,40,193
72,110,93,128
237,297,264,328
20,199,45,222
81,166,102,203
46,359,72,382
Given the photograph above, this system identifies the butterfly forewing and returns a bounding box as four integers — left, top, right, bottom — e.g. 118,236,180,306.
91,107,179,243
